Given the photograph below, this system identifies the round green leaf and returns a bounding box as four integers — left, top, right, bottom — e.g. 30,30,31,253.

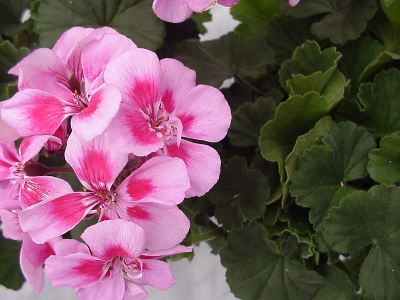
220,223,324,300
290,121,375,230
368,130,400,185
33,0,164,50
323,185,400,300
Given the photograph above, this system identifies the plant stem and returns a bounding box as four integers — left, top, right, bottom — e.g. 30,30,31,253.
45,167,75,175
185,227,226,244
235,73,265,95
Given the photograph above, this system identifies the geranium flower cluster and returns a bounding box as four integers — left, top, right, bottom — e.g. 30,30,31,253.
0,27,231,300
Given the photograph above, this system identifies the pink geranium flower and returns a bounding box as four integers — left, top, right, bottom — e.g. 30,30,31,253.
45,220,194,300
19,132,190,251
104,49,231,197
152,0,239,23
0,135,73,210
1,27,137,141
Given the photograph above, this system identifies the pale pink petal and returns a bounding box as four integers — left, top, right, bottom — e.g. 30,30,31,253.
76,271,125,300
9,48,70,90
0,181,19,210
19,175,74,209
65,132,128,191
82,33,137,85
19,135,61,164
289,0,301,6
53,239,91,256
159,58,196,114
122,203,190,251
186,0,216,12
71,85,122,141
81,220,146,261
20,235,59,293
22,72,73,100
104,48,161,109
0,209,24,239
133,259,175,290
173,85,231,142
116,156,189,205
1,89,76,137
123,281,148,300
52,27,95,61
152,0,193,23
104,104,163,156
0,102,21,142
217,0,240,6
142,244,194,259
19,193,98,244
164,139,221,197
46,252,107,288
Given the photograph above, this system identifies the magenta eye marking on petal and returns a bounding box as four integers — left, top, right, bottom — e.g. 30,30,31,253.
127,206,151,220
72,259,104,281
105,245,130,258
126,179,153,200
161,89,175,113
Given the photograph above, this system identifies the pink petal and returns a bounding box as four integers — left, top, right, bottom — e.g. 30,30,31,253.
289,0,301,6
117,156,189,205
133,259,175,290
45,252,107,288
21,72,73,100
19,135,61,163
217,0,240,6
124,281,148,300
141,244,194,259
1,89,75,137
76,271,125,300
104,48,161,109
0,181,19,210
19,175,74,209
71,85,122,141
159,58,196,114
152,0,193,23
123,203,190,251
164,139,221,197
0,102,21,142
19,193,98,244
81,220,146,261
53,239,91,256
0,209,24,239
104,104,164,156
174,84,231,142
9,48,70,90
185,0,216,12
52,27,95,62
65,132,128,191
81,33,137,85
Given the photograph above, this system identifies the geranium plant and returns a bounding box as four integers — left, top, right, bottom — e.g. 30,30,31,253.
1,0,400,299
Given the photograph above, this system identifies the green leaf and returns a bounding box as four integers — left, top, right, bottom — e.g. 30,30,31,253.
231,0,282,39
174,32,275,87
368,130,400,185
0,234,24,290
283,0,377,44
323,185,400,300
191,10,212,35
279,40,342,94
312,265,358,300
220,223,324,300
354,68,400,137
228,97,276,147
283,116,335,203
32,0,164,50
207,156,271,231
259,92,330,180
290,121,375,230
265,16,316,65
380,0,400,25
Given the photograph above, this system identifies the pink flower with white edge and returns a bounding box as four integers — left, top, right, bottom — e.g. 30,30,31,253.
45,220,194,300
104,49,231,197
0,209,61,293
1,27,137,141
19,132,190,251
0,136,73,210
152,0,240,23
